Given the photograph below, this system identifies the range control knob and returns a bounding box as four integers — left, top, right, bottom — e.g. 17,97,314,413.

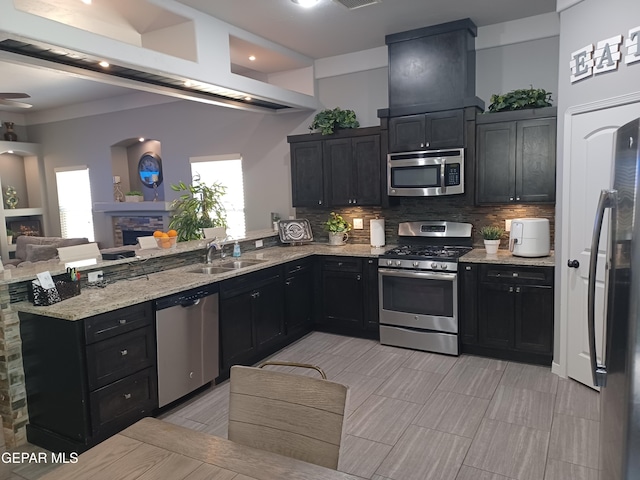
387,260,393,266
440,263,448,270
395,260,402,267
431,262,438,269
412,261,420,267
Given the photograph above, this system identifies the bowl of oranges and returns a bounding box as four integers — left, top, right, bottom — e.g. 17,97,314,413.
153,230,178,249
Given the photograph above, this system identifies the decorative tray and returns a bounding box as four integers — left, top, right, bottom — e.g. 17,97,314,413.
278,219,313,244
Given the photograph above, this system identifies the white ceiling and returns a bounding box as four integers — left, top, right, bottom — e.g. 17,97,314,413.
0,0,557,114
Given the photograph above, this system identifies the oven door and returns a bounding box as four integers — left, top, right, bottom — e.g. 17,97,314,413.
378,268,458,333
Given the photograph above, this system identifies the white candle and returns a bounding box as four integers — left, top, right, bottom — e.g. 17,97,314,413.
113,176,120,184
151,174,159,182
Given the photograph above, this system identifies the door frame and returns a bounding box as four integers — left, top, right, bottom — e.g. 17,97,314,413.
555,90,640,378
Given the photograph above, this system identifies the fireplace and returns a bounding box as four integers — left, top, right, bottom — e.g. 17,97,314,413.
122,229,156,246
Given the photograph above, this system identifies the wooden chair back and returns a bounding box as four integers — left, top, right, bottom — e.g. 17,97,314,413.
228,363,349,469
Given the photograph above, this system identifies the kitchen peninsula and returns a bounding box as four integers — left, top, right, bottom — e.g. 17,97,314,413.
0,231,554,453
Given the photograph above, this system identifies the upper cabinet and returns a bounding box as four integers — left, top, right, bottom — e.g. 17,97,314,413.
475,107,557,205
288,127,382,208
388,109,464,152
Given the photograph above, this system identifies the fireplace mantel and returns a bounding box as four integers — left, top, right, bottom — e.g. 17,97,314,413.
93,202,173,214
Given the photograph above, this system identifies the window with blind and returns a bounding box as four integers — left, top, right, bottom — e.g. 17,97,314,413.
55,167,95,241
190,155,246,238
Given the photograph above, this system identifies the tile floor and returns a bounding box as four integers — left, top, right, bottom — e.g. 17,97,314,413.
1,332,601,480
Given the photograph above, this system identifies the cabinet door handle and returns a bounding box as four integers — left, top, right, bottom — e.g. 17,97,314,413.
338,262,343,267
285,280,291,286
123,393,132,400
509,286,514,293
120,349,128,356
515,287,521,293
425,142,430,147
251,291,260,299
356,275,361,281
318,200,322,205
353,199,357,204
420,143,425,148
465,266,472,270
368,259,373,264
567,259,580,268
119,319,127,325
348,199,352,204
509,197,514,201
516,196,521,201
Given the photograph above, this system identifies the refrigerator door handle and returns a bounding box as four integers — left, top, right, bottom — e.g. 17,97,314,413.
587,188,617,387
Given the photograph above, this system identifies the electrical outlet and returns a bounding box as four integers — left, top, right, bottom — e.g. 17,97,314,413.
88,271,103,283
255,239,264,248
353,218,364,230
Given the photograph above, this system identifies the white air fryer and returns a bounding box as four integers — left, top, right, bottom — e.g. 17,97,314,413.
509,218,550,257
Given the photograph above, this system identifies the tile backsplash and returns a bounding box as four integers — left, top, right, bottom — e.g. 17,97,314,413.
297,197,555,248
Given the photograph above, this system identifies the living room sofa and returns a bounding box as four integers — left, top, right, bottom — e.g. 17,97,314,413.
4,236,90,268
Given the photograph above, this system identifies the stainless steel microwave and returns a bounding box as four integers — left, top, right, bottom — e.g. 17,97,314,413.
387,148,464,197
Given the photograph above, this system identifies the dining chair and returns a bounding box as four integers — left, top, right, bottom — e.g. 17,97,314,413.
228,361,349,469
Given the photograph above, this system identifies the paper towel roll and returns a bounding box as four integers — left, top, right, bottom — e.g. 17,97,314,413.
370,219,385,247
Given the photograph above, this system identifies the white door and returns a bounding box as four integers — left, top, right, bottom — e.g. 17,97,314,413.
566,101,640,387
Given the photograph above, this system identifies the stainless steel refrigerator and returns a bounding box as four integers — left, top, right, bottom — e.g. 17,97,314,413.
589,117,640,480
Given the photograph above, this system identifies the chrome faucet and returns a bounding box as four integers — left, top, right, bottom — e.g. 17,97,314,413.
205,236,229,264
206,240,219,264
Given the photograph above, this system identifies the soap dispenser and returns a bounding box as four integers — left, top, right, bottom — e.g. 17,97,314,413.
232,241,241,258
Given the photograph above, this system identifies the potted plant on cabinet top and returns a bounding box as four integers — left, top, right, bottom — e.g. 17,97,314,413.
486,86,553,113
324,212,351,246
309,107,359,135
480,225,505,254
6,229,13,245
125,190,143,202
168,176,228,242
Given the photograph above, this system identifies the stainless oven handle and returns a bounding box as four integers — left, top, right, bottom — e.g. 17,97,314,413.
379,268,456,281
440,163,446,194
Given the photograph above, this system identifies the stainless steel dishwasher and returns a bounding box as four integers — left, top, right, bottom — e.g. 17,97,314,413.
155,283,219,408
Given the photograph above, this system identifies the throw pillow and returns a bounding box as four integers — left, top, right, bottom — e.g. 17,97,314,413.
24,244,59,263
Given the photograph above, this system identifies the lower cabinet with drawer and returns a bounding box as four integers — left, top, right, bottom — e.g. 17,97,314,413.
19,302,157,453
459,263,553,365
219,265,285,380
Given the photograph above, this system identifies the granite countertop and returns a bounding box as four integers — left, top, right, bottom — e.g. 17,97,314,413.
12,243,387,321
12,244,555,321
460,249,555,267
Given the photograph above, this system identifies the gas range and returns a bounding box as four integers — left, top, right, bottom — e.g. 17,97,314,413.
379,245,472,272
378,221,473,272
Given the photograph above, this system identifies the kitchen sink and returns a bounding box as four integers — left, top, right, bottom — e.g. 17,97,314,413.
188,258,267,275
218,259,267,269
189,266,234,275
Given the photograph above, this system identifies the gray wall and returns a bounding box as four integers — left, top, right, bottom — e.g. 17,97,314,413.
476,36,560,108
554,0,640,362
26,102,310,245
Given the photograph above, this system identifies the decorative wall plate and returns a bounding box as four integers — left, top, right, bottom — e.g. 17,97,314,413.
278,219,313,244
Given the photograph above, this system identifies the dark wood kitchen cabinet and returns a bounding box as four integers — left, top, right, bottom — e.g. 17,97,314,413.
324,135,381,206
219,266,285,379
290,140,325,207
459,263,479,345
288,127,382,208
464,263,553,365
20,302,157,453
364,258,380,332
316,256,379,339
284,258,314,339
476,108,556,205
388,109,464,152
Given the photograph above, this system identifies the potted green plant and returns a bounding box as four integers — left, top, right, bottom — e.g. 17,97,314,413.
324,212,351,246
6,228,13,245
168,176,228,242
125,190,143,202
480,225,505,254
310,107,360,135
487,86,553,113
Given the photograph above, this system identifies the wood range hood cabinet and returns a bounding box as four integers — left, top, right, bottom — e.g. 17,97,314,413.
379,18,485,118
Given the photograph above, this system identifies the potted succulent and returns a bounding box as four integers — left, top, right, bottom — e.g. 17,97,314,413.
168,175,228,242
487,86,553,113
6,228,13,245
125,190,143,202
480,225,505,254
309,107,359,135
324,212,351,246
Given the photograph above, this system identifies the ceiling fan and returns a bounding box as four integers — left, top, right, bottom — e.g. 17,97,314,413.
0,93,33,109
